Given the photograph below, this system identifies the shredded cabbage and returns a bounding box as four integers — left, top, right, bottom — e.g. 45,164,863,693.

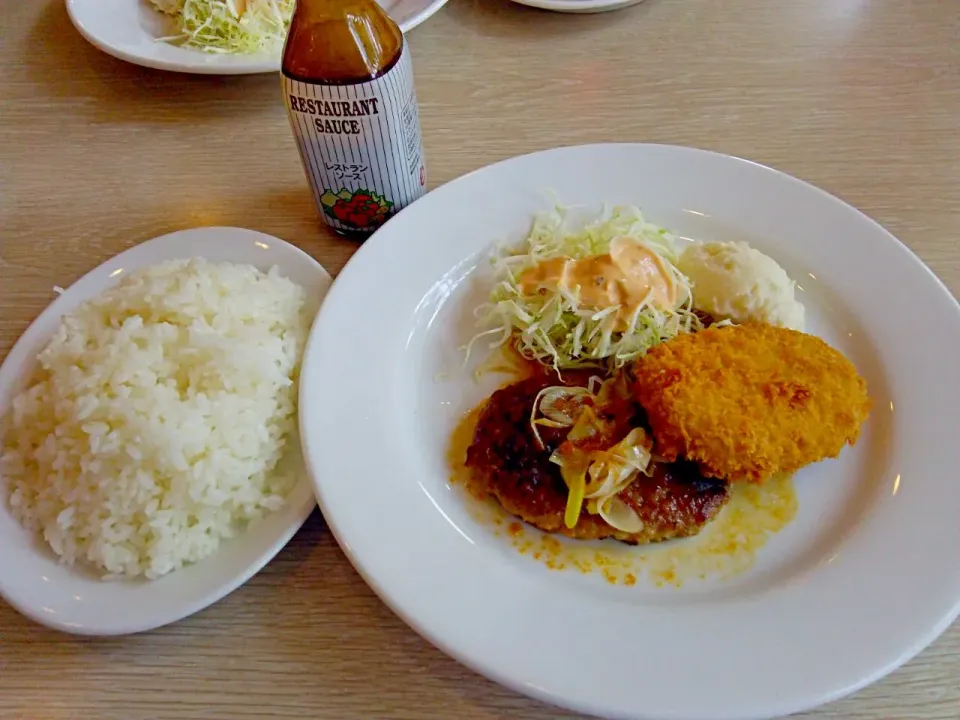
466,202,703,373
153,0,294,55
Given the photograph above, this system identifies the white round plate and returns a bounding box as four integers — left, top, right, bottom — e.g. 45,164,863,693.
508,0,646,14
299,144,960,719
65,0,449,75
0,227,331,636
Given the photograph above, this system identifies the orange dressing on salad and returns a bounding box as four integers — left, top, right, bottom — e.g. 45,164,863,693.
517,236,678,328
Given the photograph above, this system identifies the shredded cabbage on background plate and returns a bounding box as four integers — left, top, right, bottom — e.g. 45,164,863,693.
151,0,294,55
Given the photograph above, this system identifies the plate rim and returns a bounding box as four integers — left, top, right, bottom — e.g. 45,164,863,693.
340,142,960,307
64,0,451,75
507,0,647,14
0,226,329,636
298,143,960,719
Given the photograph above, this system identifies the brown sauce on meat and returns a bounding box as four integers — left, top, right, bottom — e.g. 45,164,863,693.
465,374,731,544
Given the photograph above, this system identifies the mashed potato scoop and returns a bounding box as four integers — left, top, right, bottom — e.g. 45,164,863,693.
679,241,805,331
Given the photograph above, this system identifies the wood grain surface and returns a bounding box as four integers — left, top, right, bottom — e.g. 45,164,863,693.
2,1,959,718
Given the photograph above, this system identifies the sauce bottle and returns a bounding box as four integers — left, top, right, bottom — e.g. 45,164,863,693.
281,0,427,240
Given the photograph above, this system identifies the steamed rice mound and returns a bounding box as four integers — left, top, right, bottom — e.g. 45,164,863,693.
0,258,309,579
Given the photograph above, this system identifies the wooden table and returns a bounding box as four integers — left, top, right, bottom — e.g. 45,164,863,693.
2,1,959,718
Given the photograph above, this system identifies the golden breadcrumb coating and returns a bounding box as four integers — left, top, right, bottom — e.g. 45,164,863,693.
632,324,871,482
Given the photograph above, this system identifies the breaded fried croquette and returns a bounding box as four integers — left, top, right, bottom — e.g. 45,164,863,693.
632,324,871,482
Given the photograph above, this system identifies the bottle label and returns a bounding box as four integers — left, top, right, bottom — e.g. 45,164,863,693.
282,41,426,234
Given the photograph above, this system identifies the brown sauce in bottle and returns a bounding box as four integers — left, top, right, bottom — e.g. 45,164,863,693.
281,0,426,239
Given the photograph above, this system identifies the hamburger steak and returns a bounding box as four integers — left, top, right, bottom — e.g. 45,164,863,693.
465,374,731,544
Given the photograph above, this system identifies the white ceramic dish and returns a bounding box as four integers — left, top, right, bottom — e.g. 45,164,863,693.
65,0,449,75
299,144,960,720
0,227,331,636
508,0,646,14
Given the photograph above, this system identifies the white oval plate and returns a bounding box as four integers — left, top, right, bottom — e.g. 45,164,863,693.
299,144,960,720
0,227,331,636
508,0,646,14
65,0,449,75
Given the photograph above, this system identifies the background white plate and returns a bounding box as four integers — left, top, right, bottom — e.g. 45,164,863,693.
0,227,331,636
65,0,450,75
299,144,960,720
508,0,647,15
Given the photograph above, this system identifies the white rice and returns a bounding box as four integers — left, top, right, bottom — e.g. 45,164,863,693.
0,258,310,580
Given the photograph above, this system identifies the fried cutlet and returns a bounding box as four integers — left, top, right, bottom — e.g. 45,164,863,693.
465,374,730,544
632,323,871,483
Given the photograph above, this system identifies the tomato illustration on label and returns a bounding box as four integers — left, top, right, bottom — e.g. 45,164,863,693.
319,188,394,229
